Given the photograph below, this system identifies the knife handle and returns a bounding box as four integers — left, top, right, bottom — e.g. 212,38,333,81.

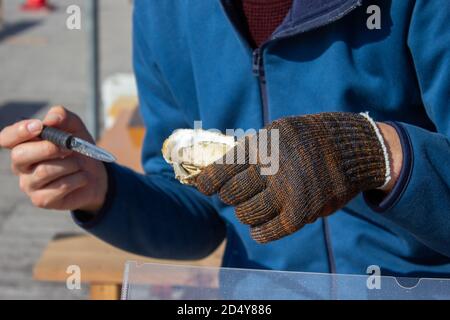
40,126,73,149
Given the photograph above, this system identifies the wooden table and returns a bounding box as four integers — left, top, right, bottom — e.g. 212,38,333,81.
33,233,224,299
33,102,225,299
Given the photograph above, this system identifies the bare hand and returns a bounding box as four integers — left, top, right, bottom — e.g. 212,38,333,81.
0,106,108,212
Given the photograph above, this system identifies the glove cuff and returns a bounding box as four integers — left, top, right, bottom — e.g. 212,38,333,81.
359,112,391,189
325,112,387,191
290,112,388,192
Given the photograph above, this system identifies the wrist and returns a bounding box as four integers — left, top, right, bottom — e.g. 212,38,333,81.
77,197,105,214
76,163,108,213
376,122,403,193
72,162,117,228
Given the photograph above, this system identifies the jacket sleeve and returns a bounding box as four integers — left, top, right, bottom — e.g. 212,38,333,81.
362,0,450,257
71,5,226,260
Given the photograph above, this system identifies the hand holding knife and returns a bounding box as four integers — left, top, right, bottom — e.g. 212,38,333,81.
39,125,116,163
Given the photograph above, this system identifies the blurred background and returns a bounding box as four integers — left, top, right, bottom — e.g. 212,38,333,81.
0,0,134,299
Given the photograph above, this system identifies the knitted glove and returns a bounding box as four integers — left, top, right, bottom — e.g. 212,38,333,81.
196,112,390,243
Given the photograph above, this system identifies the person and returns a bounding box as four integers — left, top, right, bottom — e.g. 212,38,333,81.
1,0,449,278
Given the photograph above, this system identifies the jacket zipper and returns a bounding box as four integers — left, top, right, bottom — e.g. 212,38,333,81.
253,45,337,273
250,1,362,273
252,48,269,125
225,0,363,274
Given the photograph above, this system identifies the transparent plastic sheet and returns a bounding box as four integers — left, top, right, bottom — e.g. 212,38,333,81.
121,261,450,300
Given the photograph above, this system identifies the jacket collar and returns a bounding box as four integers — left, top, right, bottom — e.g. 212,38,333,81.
221,0,362,41
274,0,363,38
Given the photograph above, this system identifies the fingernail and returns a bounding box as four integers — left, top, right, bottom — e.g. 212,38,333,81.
45,113,63,124
27,120,42,133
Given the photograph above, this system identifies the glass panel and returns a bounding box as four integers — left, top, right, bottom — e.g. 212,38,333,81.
122,261,450,300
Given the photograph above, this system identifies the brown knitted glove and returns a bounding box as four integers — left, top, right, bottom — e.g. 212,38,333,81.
196,112,389,243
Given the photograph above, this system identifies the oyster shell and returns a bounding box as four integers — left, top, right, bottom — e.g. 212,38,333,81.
162,129,236,185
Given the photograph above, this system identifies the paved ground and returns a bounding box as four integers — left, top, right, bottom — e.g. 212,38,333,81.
0,0,133,299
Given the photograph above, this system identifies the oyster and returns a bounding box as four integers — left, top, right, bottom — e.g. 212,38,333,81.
162,129,236,185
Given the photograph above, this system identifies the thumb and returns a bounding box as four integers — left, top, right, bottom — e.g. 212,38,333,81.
43,112,64,127
43,106,93,142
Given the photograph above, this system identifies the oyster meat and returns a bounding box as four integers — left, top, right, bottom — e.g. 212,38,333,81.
162,129,236,185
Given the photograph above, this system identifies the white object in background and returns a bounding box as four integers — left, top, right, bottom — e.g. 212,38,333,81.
102,73,138,129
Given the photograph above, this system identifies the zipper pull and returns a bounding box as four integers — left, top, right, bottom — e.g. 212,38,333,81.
252,49,262,76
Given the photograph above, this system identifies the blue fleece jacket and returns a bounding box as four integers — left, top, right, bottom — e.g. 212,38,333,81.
73,0,450,278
